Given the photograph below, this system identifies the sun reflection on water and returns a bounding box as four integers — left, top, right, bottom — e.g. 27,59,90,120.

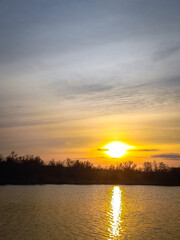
108,186,123,239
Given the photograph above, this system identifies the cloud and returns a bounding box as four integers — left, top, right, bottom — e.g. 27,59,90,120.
97,148,108,152
52,75,180,115
130,149,159,152
153,43,180,61
61,82,114,95
151,153,180,160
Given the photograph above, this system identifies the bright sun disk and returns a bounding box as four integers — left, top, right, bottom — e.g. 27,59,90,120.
104,142,132,158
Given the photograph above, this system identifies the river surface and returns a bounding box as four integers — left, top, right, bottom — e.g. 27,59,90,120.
0,185,179,240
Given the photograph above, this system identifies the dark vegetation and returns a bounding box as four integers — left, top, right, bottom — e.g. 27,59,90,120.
0,151,179,185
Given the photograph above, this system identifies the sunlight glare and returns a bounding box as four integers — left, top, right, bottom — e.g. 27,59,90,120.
104,142,132,158
108,186,123,239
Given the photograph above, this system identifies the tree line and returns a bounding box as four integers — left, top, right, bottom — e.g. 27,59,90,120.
0,151,179,185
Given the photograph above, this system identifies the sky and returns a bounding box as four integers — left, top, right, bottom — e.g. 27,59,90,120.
0,0,180,166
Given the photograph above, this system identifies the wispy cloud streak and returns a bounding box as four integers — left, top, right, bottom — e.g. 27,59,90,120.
152,153,180,160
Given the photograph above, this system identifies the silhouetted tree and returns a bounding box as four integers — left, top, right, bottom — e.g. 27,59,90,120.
0,152,179,185
143,162,153,172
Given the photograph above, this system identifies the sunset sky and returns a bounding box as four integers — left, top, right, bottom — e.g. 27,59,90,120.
0,0,180,166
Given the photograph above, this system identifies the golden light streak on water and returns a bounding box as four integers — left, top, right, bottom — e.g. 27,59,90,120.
108,186,123,239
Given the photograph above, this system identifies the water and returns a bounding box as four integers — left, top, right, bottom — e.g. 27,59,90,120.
0,185,179,240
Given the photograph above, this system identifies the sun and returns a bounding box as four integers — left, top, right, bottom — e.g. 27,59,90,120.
104,142,132,158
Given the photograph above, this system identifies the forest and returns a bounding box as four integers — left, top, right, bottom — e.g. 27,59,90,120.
0,151,179,185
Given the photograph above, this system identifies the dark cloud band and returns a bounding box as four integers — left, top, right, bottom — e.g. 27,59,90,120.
152,153,180,160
